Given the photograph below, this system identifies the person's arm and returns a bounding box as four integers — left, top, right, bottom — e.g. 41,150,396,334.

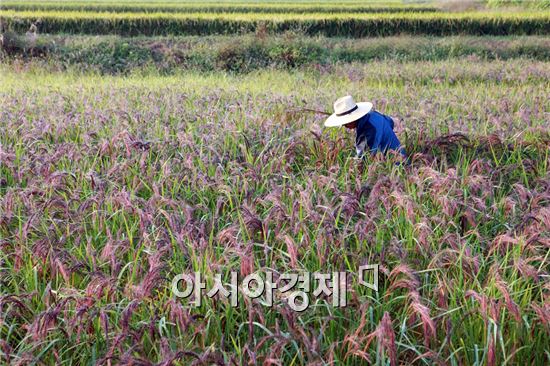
356,134,368,157
355,114,370,157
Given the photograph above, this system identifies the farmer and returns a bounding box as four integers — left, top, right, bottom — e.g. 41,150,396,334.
324,95,405,158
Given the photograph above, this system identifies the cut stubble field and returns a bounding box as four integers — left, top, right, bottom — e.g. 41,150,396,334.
0,58,549,364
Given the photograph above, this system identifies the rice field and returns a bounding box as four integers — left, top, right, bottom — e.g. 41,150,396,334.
1,1,549,366
2,0,550,37
2,9,550,36
0,1,440,14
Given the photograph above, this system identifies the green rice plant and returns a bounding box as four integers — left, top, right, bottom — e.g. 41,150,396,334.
0,1,440,14
1,9,549,36
487,0,550,9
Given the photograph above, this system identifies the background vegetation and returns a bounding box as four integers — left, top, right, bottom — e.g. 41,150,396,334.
3,33,550,74
2,10,549,37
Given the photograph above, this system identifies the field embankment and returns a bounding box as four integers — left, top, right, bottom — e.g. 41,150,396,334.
3,34,550,74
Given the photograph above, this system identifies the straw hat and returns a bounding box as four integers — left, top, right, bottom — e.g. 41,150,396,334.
324,95,373,127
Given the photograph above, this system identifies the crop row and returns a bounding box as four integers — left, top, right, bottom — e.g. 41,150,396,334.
487,0,550,8
0,1,439,14
2,10,549,36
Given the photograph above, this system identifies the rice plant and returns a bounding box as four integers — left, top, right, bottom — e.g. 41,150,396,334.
0,58,548,364
1,9,549,36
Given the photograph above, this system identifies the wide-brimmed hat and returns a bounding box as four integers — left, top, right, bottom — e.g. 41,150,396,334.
324,95,373,127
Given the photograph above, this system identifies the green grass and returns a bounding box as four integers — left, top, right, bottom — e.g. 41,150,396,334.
487,0,550,9
3,34,550,74
0,59,549,364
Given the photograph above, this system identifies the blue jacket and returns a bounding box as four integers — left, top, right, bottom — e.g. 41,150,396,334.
355,111,405,157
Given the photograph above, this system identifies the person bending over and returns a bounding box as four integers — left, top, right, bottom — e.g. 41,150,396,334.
324,95,405,158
